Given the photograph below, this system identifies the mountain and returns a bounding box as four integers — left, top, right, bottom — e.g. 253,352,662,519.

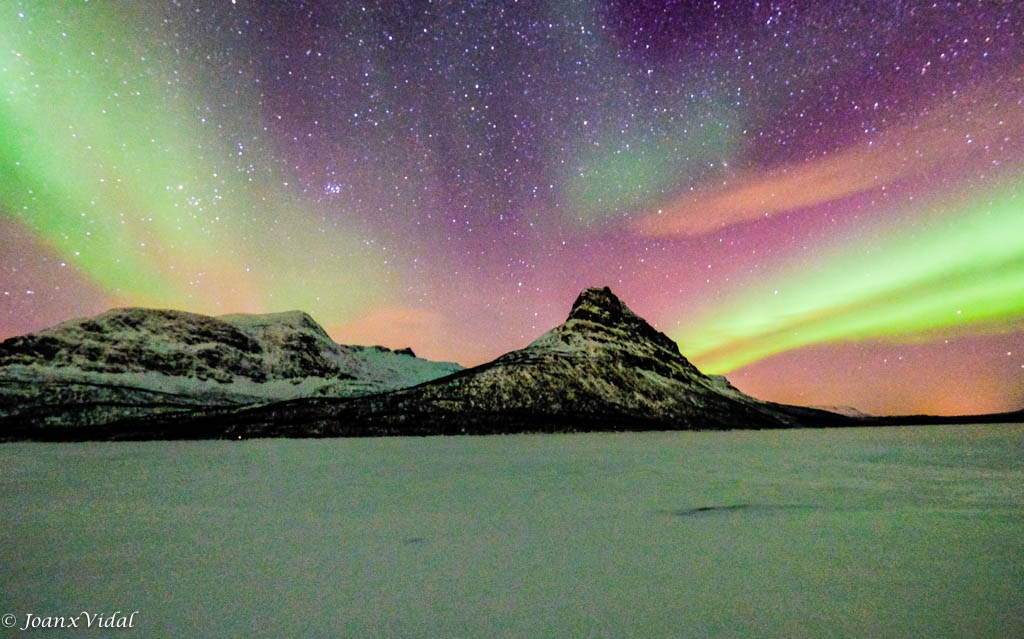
336,286,823,432
86,287,853,440
0,308,461,432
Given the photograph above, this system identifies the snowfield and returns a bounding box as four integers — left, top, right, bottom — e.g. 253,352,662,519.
1,424,1021,637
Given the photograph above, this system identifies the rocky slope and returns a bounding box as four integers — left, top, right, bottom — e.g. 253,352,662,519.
0,308,461,431
81,287,853,440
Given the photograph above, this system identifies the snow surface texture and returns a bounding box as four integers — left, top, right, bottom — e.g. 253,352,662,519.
1,425,1021,637
0,307,461,427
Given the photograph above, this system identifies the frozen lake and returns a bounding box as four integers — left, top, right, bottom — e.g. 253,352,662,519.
2,424,1021,637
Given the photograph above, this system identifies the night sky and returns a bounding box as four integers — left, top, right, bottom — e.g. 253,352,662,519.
2,0,1022,416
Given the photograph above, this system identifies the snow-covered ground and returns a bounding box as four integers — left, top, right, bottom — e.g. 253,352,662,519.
1,425,1021,637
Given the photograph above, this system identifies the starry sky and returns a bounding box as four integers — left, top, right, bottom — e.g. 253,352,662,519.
2,0,1022,416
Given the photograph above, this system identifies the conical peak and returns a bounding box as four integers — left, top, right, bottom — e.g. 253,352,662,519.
567,286,632,324
564,287,682,356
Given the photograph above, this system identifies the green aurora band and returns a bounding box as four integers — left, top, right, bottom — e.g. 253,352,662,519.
0,3,383,318
675,181,1024,373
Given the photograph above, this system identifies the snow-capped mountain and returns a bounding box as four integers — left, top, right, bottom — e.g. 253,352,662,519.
0,307,461,431
136,287,850,439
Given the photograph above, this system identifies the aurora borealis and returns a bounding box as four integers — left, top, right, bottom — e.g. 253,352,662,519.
1,0,1021,415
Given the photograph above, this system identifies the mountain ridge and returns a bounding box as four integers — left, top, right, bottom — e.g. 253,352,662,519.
3,286,1017,441
40,287,855,439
